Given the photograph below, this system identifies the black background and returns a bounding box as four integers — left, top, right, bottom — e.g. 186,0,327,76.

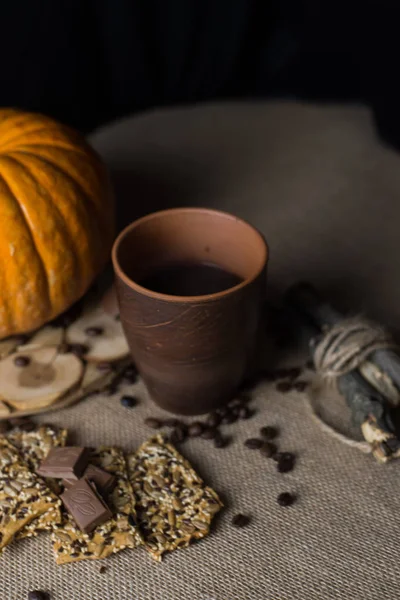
2,0,398,148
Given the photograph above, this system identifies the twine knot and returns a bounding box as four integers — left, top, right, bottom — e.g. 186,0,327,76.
313,317,396,380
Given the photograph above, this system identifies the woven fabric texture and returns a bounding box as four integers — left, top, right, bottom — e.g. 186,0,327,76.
3,101,400,599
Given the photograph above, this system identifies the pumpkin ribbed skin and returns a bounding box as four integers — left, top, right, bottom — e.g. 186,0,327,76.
0,109,115,338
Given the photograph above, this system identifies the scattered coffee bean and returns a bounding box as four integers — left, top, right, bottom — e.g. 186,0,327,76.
123,365,138,383
14,355,30,367
120,395,137,408
69,343,89,358
201,427,218,440
260,426,279,440
164,418,182,428
28,592,49,600
276,452,296,473
231,513,250,528
144,417,163,429
276,381,293,393
188,422,204,437
85,326,103,337
206,412,221,428
214,433,228,448
244,438,263,450
221,412,237,425
294,381,308,392
99,566,107,574
260,442,277,458
238,406,252,420
170,425,187,445
277,492,296,507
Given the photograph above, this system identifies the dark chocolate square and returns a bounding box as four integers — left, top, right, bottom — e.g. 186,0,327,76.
61,478,112,533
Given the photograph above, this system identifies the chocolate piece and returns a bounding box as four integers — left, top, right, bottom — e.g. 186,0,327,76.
63,464,116,494
37,447,90,480
61,478,112,533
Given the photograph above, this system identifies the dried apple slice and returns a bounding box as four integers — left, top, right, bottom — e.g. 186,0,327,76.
0,347,83,411
17,326,64,352
66,308,129,363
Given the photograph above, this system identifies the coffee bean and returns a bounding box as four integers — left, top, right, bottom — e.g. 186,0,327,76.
277,492,296,507
221,412,237,425
231,513,250,528
28,592,49,600
14,355,30,367
85,326,103,337
238,406,252,420
214,433,228,448
276,452,296,473
99,566,107,574
170,426,186,445
206,413,221,428
244,438,263,450
260,442,277,458
294,381,308,392
188,422,204,437
144,417,163,429
69,343,89,358
120,395,137,408
276,381,293,393
123,365,138,383
164,418,182,428
260,426,279,440
201,427,218,440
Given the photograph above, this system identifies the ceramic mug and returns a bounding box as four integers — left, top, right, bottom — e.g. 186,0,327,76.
112,207,268,415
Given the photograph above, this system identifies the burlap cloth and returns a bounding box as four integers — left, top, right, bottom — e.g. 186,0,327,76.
3,101,400,599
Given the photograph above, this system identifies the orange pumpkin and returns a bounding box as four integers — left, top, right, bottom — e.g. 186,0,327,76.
0,109,115,339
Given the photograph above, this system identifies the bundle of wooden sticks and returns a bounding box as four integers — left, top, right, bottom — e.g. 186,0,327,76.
286,283,400,463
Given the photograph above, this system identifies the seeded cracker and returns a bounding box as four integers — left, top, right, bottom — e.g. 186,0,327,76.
51,446,143,564
6,424,67,538
0,438,62,553
127,435,223,561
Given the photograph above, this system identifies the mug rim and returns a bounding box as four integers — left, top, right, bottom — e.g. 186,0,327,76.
112,207,268,303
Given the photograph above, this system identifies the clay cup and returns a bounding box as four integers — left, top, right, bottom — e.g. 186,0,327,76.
112,207,268,415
